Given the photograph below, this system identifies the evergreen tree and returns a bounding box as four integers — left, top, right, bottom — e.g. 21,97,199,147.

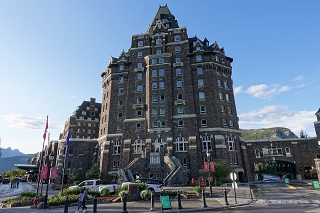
85,164,100,180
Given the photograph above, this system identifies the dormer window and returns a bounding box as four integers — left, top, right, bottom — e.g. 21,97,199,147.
196,46,201,51
156,39,162,45
138,41,144,47
196,55,202,62
174,35,181,42
119,65,124,71
121,57,125,61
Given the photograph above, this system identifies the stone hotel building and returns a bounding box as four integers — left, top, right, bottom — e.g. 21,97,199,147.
97,5,248,185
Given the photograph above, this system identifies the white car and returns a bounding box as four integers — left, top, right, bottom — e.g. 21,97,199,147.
122,179,163,193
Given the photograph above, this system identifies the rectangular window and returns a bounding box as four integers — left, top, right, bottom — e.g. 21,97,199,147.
118,88,124,94
137,85,143,92
218,80,222,87
177,94,183,100
223,119,227,126
117,125,122,132
200,105,206,113
138,63,143,68
176,69,182,76
118,112,123,119
228,107,232,114
201,119,207,127
224,81,228,89
136,123,141,129
196,46,201,51
152,82,157,89
152,108,158,116
178,120,184,127
177,81,183,88
136,97,142,104
198,79,204,88
137,110,142,117
199,92,205,101
152,121,158,128
197,67,203,75
160,94,165,101
177,107,183,114
226,94,230,101
156,49,162,54
196,55,202,62
156,39,162,45
159,69,164,76
152,69,157,77
160,121,165,128
120,65,124,71
175,46,180,52
152,95,158,102
159,58,164,64
137,73,142,80
119,76,124,83
138,51,142,57
219,92,224,100
82,111,86,115
221,105,225,113
175,57,181,63
159,82,165,89
230,120,234,127
138,41,144,47
118,100,123,107
174,35,181,42
160,108,165,115
152,58,157,65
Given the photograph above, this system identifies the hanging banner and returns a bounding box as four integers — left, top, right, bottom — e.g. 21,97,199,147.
50,167,57,179
210,162,215,172
204,162,208,172
40,167,48,180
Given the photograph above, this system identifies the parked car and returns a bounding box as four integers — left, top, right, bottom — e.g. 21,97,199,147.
122,178,162,193
20,177,27,182
69,179,118,193
2,178,10,184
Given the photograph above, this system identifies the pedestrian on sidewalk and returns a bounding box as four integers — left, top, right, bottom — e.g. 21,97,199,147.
76,189,85,213
16,178,21,187
82,187,88,210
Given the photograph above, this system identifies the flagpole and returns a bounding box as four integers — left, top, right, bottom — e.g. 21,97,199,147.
36,116,48,196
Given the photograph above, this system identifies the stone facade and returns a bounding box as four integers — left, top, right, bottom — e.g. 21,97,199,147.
244,137,320,181
97,5,243,185
60,97,101,140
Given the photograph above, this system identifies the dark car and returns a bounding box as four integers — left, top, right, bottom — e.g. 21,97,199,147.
2,178,10,184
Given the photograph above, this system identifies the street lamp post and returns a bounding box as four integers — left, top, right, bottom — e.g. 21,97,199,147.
44,154,54,208
206,151,213,197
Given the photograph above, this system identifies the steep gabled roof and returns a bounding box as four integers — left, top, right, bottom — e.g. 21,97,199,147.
316,108,320,115
147,4,179,34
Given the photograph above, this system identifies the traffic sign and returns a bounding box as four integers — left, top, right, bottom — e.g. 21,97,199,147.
230,172,237,181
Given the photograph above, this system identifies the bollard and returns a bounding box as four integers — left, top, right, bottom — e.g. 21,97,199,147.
64,196,68,213
122,192,128,213
250,188,253,201
93,195,97,213
223,188,229,205
202,189,207,208
150,190,156,211
177,191,183,209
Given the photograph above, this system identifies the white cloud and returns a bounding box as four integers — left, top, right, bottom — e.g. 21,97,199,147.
234,86,243,95
0,114,60,130
239,105,316,137
291,75,305,82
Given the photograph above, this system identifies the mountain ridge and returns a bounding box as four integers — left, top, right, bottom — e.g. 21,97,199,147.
240,127,298,141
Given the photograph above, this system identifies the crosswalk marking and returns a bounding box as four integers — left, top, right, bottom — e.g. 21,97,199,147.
256,199,320,204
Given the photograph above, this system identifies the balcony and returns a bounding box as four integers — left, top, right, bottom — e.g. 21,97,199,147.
173,62,183,67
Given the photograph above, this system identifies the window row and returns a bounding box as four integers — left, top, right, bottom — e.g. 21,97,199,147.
255,147,291,158
137,35,181,48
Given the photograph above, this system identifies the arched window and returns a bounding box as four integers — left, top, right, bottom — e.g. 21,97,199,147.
202,135,212,151
174,137,187,152
154,138,164,153
133,139,144,154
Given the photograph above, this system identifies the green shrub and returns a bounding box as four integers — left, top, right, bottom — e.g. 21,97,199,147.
48,194,78,206
193,186,204,195
140,190,151,200
160,190,177,197
101,188,110,196
21,191,36,198
137,182,148,191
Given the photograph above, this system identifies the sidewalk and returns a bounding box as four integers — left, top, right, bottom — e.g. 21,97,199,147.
0,187,252,213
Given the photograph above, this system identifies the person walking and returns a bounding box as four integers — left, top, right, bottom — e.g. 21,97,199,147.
16,178,21,187
76,189,85,213
82,187,88,210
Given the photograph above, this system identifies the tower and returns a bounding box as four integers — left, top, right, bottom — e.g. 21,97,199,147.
98,5,243,184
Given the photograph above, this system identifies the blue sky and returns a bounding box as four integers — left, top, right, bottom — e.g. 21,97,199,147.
0,0,319,154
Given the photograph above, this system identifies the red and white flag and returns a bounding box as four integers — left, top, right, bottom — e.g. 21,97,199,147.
43,116,48,140
204,162,209,172
210,162,215,172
